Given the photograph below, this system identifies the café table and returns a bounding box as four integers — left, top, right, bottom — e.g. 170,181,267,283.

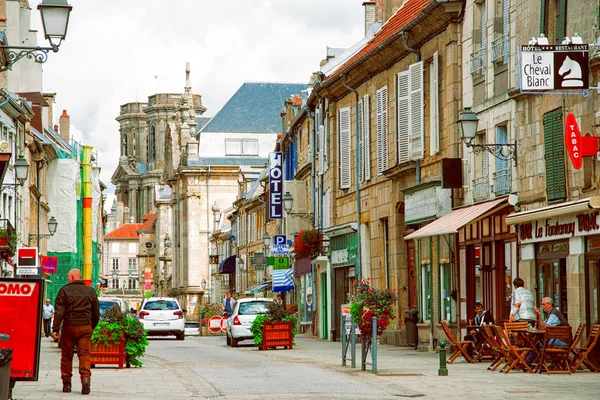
511,328,545,369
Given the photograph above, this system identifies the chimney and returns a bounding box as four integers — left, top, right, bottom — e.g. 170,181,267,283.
59,110,71,143
123,206,130,225
363,1,377,35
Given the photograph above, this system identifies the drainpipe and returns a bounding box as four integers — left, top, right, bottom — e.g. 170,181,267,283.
402,31,422,185
341,74,362,283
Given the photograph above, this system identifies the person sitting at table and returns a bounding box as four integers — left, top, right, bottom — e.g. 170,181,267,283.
525,297,570,366
464,302,494,356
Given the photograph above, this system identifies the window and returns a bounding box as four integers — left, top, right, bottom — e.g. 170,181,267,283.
243,139,259,156
128,258,137,272
429,52,439,155
225,139,259,156
376,86,388,173
439,262,454,322
128,278,137,289
112,258,120,270
543,109,566,201
541,0,567,45
493,125,510,195
148,125,156,161
421,263,432,321
382,219,390,289
358,94,371,183
122,134,128,156
397,62,424,164
338,107,351,188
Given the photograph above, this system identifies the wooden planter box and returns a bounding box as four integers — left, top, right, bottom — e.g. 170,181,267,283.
90,330,125,369
261,321,293,350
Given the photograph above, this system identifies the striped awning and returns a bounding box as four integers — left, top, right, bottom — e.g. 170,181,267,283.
404,197,507,240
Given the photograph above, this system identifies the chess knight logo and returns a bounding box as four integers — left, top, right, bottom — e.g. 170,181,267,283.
554,50,589,89
558,56,583,87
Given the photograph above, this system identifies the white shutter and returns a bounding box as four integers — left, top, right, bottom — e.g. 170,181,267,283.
338,107,351,189
397,71,410,164
481,1,487,74
409,61,424,160
323,189,330,229
324,107,329,172
363,94,371,181
503,0,509,64
429,52,439,155
358,98,364,183
376,86,388,174
482,135,489,187
318,124,325,175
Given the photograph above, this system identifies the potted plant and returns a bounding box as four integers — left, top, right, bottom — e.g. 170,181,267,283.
250,302,297,350
293,229,323,259
350,278,398,341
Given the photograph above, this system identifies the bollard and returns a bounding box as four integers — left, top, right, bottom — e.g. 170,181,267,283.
199,311,203,337
341,315,346,366
438,340,448,376
351,318,356,368
372,316,377,374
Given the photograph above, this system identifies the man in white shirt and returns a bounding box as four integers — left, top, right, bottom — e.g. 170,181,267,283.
42,299,55,338
509,278,536,325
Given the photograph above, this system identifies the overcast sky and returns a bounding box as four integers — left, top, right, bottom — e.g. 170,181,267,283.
32,0,365,211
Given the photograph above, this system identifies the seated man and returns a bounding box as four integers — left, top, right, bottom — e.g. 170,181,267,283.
526,297,569,365
464,302,494,355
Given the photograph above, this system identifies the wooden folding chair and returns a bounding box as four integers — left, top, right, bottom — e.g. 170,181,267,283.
572,323,587,349
494,325,534,373
483,325,510,371
440,321,473,363
472,324,494,362
571,323,600,373
539,326,573,375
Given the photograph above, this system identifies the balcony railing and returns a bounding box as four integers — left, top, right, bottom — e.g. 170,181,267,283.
493,168,511,195
470,49,485,74
491,37,506,63
0,219,16,257
472,177,489,202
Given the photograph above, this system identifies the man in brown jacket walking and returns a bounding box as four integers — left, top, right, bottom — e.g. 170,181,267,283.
52,268,100,395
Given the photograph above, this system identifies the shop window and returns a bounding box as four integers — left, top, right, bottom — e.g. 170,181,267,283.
421,263,432,322
586,259,599,325
382,218,390,289
439,262,455,322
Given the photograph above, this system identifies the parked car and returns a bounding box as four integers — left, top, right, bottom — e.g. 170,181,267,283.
225,298,273,347
98,297,128,315
184,321,200,336
138,297,186,340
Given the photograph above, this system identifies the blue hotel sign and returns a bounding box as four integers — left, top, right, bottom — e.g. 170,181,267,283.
269,152,283,219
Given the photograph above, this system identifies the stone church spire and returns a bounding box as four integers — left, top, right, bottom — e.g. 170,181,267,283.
179,62,198,159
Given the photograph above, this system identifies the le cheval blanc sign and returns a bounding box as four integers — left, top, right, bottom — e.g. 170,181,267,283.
519,209,600,243
520,44,589,90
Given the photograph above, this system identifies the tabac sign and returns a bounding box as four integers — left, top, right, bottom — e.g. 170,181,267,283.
520,44,589,90
565,113,598,170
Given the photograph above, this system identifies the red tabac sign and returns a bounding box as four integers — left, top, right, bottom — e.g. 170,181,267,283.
565,113,598,169
0,278,43,381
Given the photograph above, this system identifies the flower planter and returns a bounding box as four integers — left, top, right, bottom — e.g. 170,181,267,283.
90,330,125,369
261,321,293,350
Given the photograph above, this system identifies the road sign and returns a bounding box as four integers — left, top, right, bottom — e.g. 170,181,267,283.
520,44,589,91
220,316,227,332
270,245,289,255
273,235,286,245
208,315,222,333
251,256,268,266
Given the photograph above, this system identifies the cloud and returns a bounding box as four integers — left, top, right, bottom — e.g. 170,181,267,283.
34,0,365,212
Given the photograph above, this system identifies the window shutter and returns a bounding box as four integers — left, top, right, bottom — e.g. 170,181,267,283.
539,0,547,35
323,189,330,229
363,94,371,181
556,0,567,45
318,124,325,176
339,107,351,189
377,86,389,174
482,135,488,186
543,110,566,201
503,0,509,64
429,53,439,155
481,2,487,74
495,126,508,172
358,98,364,183
324,99,329,172
397,72,410,164
409,62,424,160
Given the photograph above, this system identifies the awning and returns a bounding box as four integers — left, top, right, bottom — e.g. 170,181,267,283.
272,268,294,292
218,255,236,274
505,196,600,225
244,281,271,295
405,197,508,240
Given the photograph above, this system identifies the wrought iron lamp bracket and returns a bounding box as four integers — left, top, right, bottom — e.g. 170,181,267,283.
465,141,517,166
0,45,57,72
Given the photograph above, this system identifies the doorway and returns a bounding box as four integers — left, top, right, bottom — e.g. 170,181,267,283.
320,271,328,339
536,240,569,320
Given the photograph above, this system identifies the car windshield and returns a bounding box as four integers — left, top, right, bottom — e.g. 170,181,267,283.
238,301,270,315
185,322,199,328
143,300,179,311
99,300,119,315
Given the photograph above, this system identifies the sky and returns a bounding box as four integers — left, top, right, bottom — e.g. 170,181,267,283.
31,0,365,211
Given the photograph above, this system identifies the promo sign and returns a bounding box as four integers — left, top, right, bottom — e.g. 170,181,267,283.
0,278,43,381
520,44,589,90
565,113,598,169
269,152,283,219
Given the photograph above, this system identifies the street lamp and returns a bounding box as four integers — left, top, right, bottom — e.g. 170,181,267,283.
263,232,271,249
29,216,58,243
458,107,517,164
201,279,207,290
282,192,315,225
0,0,73,72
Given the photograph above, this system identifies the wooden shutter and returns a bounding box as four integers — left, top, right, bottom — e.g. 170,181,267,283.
409,62,424,160
482,135,488,188
363,94,371,181
377,86,389,173
397,71,410,164
339,107,351,189
543,109,566,201
556,0,567,45
358,98,364,183
429,53,439,155
540,0,547,36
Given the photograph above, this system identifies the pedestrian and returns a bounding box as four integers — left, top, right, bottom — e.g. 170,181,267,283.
52,268,100,395
42,298,55,338
275,294,284,306
222,292,236,316
509,277,536,326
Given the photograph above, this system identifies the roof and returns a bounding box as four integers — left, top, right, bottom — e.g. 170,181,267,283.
139,213,158,232
195,117,211,133
105,223,144,239
199,82,307,133
405,198,507,240
188,157,268,167
330,0,434,78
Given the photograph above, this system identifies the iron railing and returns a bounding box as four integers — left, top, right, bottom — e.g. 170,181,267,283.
472,177,489,202
470,49,485,74
493,168,511,195
491,37,506,63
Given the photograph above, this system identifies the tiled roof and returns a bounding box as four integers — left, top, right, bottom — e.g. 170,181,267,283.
195,117,211,133
199,82,307,133
139,213,157,232
105,223,143,239
330,0,434,78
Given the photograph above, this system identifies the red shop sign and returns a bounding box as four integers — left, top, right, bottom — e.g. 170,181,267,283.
565,113,598,170
0,278,44,382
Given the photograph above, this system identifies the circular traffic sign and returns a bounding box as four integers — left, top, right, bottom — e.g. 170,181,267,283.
208,315,222,333
220,316,228,332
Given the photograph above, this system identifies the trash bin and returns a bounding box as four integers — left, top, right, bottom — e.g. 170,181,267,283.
0,334,12,400
404,310,418,349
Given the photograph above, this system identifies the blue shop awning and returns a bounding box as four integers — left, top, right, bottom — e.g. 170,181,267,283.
245,281,271,295
218,255,236,274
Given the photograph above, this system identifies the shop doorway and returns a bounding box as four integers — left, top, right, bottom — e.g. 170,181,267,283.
536,240,569,320
466,244,493,313
586,258,599,326
332,266,352,342
320,271,328,339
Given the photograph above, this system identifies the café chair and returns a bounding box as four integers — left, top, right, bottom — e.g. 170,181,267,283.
571,323,600,373
539,326,573,375
483,325,510,371
572,323,586,349
494,325,534,373
441,321,473,363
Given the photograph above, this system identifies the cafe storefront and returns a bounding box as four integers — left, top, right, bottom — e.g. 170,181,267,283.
506,197,600,330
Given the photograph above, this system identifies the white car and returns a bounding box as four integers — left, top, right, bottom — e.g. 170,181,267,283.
98,297,128,315
184,321,200,336
138,297,186,340
226,298,273,347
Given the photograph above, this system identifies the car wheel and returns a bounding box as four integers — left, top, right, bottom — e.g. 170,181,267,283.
176,332,185,341
226,334,231,346
231,337,239,347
